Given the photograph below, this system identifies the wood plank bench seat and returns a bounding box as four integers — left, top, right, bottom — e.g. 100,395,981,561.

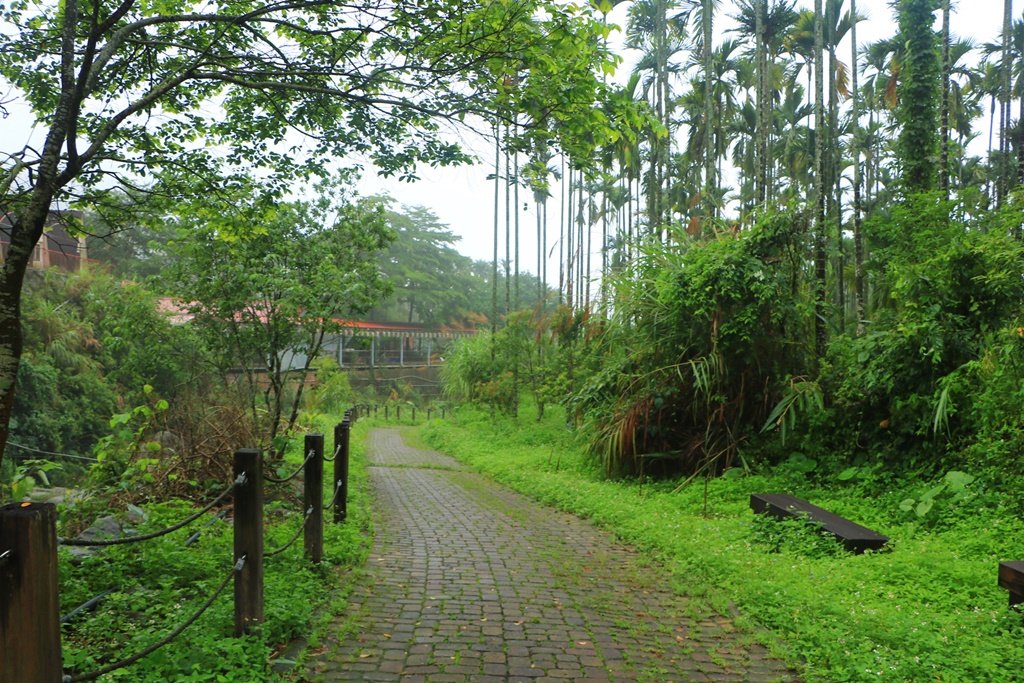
750,493,889,554
999,561,1024,607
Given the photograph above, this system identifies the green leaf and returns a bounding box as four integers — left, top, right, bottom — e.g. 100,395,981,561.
943,470,974,489
837,467,859,481
915,499,934,517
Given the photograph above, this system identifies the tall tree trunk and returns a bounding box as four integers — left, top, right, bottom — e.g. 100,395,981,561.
829,45,844,334
851,0,866,333
578,181,585,306
702,0,715,225
755,0,767,206
537,197,543,303
939,0,950,198
0,0,80,468
505,144,511,319
542,199,548,300
814,0,827,359
492,123,500,359
999,0,1012,206
514,142,520,312
559,155,566,305
566,165,574,308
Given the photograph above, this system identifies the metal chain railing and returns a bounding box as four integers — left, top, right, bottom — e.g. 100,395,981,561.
58,475,245,547
264,508,313,558
324,480,344,511
323,443,342,462
61,588,118,625
7,440,100,462
185,508,230,547
61,557,245,683
262,450,314,484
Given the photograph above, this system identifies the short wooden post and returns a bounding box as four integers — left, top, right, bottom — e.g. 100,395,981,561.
442,407,446,419
384,405,389,420
427,408,432,421
334,420,351,523
0,503,62,683
397,405,401,421
233,449,264,637
303,433,324,563
412,406,416,423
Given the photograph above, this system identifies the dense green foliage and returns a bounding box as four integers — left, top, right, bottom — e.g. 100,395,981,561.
421,402,1024,683
446,190,1024,495
10,268,189,459
162,180,393,450
58,411,372,683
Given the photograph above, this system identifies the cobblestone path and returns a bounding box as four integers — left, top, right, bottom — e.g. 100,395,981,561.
306,429,800,683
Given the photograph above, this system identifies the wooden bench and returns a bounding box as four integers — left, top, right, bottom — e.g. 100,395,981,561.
750,493,889,554
999,561,1024,607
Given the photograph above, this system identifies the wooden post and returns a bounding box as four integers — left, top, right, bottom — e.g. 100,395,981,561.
233,449,264,637
303,433,324,563
427,408,432,421
412,406,416,423
0,503,62,683
384,405,388,420
442,407,446,419
334,420,351,523
397,405,401,421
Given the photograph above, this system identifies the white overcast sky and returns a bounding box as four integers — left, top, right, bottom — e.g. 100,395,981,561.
0,0,1013,288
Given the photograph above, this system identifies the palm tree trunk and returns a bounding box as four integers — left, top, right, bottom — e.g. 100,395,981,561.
851,0,866,333
999,0,1012,205
566,165,574,308
755,0,767,206
537,197,543,304
702,0,715,224
514,142,520,312
939,0,950,198
559,155,566,304
542,198,548,300
814,0,827,359
492,122,500,360
505,142,511,319
578,181,585,306
829,46,844,334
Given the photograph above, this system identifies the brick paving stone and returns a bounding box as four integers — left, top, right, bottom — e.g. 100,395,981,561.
305,428,802,683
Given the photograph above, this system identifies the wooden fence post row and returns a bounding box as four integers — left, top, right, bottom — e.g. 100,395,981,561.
233,448,264,637
3,444,338,677
303,434,324,564
0,502,62,683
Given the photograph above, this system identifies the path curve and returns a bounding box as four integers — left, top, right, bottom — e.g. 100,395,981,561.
307,428,800,683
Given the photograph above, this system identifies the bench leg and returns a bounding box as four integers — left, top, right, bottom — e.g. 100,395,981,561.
1011,592,1023,609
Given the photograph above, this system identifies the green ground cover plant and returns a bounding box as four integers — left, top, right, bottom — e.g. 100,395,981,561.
57,410,372,682
421,401,1024,683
